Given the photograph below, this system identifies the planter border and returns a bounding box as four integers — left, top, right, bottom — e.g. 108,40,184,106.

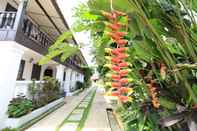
5,97,65,130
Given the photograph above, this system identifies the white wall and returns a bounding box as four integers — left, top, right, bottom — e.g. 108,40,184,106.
0,0,7,11
0,41,24,129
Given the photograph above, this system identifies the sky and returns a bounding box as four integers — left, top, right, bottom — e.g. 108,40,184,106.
56,0,94,66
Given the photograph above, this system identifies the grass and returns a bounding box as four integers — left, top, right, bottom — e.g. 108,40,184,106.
56,88,96,131
76,90,96,131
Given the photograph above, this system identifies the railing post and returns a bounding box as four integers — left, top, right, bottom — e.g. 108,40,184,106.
11,0,29,40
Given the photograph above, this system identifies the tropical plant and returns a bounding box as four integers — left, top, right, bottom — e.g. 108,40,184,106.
38,0,197,130
7,96,33,118
2,127,18,131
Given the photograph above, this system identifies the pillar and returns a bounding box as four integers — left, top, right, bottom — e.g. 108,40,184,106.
0,42,24,129
56,65,65,91
22,61,33,80
64,68,72,95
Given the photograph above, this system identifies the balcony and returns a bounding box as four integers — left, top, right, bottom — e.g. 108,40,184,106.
0,11,54,54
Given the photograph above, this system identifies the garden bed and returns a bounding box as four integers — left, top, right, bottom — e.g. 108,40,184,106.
5,97,64,129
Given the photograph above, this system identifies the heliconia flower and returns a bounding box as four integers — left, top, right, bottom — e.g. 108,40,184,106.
116,39,128,46
119,62,129,67
160,63,166,80
102,11,116,20
105,82,112,87
104,64,112,68
119,95,133,103
118,53,129,59
120,78,133,84
147,80,160,108
107,23,121,31
111,57,121,63
115,32,128,37
105,56,111,60
111,91,120,96
111,74,121,80
111,65,121,71
107,32,122,40
105,48,112,53
116,47,128,52
113,10,127,16
119,87,129,93
112,50,120,55
152,99,160,108
112,82,121,87
119,69,131,76
128,88,134,95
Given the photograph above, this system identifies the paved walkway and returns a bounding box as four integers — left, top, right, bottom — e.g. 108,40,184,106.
26,87,111,131
26,88,92,131
82,88,111,131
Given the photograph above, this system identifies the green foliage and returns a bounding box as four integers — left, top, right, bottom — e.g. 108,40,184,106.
2,127,18,131
39,31,79,65
75,81,84,90
27,77,61,109
71,0,197,130
7,96,33,118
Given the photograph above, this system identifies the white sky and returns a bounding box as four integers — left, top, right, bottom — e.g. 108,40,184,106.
57,0,94,66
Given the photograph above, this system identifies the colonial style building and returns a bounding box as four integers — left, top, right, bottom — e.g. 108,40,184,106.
0,0,87,128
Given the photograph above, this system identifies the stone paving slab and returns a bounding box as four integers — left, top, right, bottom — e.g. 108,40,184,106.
59,123,78,131
72,109,84,114
67,113,83,121
82,88,111,131
26,88,92,131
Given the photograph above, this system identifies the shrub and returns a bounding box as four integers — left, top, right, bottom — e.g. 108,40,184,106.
7,96,33,118
42,76,61,103
2,127,18,131
75,81,84,90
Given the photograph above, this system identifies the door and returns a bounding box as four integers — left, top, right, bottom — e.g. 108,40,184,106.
31,64,41,80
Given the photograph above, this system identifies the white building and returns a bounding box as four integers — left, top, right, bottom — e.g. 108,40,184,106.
0,0,87,129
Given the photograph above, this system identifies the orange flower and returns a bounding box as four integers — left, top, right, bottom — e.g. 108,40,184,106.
111,57,121,63
111,65,121,71
113,10,127,16
116,39,128,46
111,91,120,96
118,53,129,59
112,82,121,87
107,23,121,31
102,11,116,20
111,74,121,80
119,95,129,103
119,62,128,67
119,87,129,94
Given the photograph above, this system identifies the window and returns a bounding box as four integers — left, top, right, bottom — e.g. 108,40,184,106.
17,60,25,80
31,64,41,80
44,68,53,77
63,72,66,81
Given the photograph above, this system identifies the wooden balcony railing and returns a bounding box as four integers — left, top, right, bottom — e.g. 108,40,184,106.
0,11,16,29
22,17,54,48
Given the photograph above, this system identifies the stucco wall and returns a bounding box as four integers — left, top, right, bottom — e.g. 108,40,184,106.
0,0,7,11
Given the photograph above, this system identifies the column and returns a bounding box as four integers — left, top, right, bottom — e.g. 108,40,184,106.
22,61,33,80
72,71,76,89
0,42,24,129
56,65,65,91
64,68,72,96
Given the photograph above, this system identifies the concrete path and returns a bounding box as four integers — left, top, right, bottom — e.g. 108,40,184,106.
82,88,111,131
26,88,92,131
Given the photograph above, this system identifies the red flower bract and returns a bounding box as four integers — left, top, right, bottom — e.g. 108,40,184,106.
111,65,120,71
112,82,121,87
119,62,128,67
119,95,129,103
